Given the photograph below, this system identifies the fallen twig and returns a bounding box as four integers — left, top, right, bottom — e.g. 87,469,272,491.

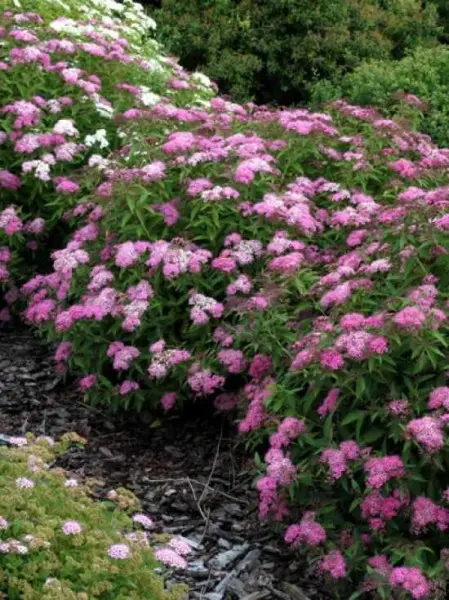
199,424,223,505
143,476,249,505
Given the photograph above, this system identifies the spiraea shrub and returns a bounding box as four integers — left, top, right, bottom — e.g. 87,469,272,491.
4,0,449,598
0,0,214,311
0,434,188,599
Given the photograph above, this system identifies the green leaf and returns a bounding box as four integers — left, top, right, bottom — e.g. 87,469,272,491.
362,427,384,444
341,410,367,426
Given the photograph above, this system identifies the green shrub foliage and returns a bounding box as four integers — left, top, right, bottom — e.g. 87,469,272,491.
312,45,449,148
152,0,439,105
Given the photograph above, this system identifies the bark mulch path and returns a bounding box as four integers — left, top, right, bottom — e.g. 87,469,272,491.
0,327,331,600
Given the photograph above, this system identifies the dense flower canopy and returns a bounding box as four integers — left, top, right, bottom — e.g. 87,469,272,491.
3,0,449,597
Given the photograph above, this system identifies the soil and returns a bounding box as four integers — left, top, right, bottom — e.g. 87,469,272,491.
0,326,332,600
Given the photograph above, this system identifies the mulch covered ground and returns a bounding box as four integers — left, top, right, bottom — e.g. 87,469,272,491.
0,326,331,600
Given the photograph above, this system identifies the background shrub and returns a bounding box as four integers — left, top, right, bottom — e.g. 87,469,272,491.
430,0,449,43
151,0,439,105
312,45,449,147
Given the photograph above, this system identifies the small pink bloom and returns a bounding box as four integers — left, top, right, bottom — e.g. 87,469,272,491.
168,538,192,556
320,349,344,371
79,374,97,390
319,550,346,579
16,477,34,489
62,520,82,535
133,514,153,529
155,547,187,569
108,543,131,559
161,392,177,411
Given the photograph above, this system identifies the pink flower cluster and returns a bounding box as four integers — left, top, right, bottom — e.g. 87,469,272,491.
411,496,449,533
187,364,224,396
390,567,429,599
364,455,406,489
107,342,140,371
361,490,409,531
319,550,347,580
188,292,223,324
7,4,449,594
284,512,326,547
154,547,187,569
61,520,82,535
148,340,191,379
320,441,360,481
405,416,444,454
269,417,306,448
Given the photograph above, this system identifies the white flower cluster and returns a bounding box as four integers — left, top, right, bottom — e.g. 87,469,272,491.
84,129,109,149
47,0,156,40
140,88,161,107
53,119,79,137
191,72,212,88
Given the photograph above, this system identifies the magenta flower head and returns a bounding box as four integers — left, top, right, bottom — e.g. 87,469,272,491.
0,517,8,529
319,550,347,579
161,392,177,411
405,416,444,454
390,566,429,599
284,513,326,547
62,520,82,535
55,341,72,362
364,455,405,489
132,514,153,530
55,178,80,195
119,380,140,395
393,306,426,330
108,543,131,559
320,348,344,371
79,374,97,390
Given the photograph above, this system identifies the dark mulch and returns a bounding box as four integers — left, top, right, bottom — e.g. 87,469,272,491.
0,326,332,600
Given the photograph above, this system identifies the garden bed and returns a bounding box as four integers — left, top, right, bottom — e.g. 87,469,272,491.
0,325,329,600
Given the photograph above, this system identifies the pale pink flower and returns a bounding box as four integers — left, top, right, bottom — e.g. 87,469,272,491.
133,514,153,529
64,479,78,488
168,538,192,556
155,547,187,568
16,477,34,489
62,520,82,535
108,543,131,559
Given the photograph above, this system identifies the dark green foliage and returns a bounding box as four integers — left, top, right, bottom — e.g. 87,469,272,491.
151,0,439,105
312,45,449,147
428,0,449,43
